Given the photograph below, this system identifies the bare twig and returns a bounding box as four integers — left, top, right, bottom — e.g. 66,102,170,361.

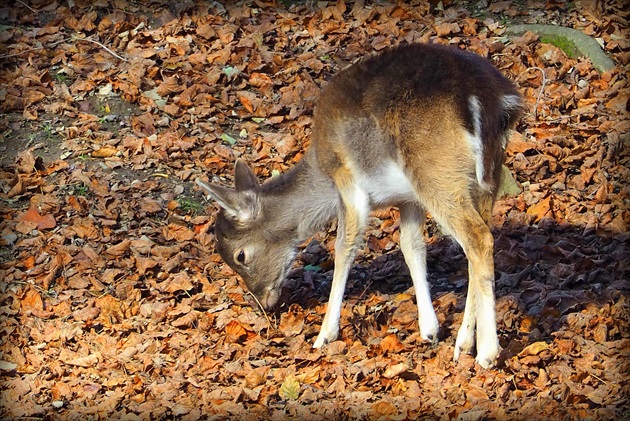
16,0,36,13
72,34,128,62
0,38,70,60
0,34,127,62
517,66,547,119
248,291,276,335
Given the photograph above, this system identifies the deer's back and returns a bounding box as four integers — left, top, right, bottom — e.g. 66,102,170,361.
311,43,522,206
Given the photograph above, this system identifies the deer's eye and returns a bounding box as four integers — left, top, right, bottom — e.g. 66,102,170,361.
236,250,246,264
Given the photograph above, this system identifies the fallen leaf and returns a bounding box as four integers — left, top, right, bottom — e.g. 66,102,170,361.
59,349,100,367
279,305,305,337
383,362,409,379
0,361,18,371
92,145,118,158
17,207,56,230
279,375,300,400
526,196,552,221
519,341,550,357
380,334,405,353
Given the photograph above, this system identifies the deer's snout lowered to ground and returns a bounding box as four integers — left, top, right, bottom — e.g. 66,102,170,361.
196,43,523,368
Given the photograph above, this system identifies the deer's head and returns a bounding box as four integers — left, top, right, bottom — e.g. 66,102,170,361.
196,160,298,309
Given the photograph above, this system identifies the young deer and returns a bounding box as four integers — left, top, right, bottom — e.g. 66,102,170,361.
197,43,523,368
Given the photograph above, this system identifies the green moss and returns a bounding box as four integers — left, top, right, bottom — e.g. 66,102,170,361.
539,34,581,59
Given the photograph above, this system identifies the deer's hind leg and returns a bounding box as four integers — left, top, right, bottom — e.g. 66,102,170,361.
423,190,498,368
399,202,439,344
407,145,499,367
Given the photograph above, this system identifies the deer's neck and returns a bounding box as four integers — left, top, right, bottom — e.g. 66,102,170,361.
260,151,339,241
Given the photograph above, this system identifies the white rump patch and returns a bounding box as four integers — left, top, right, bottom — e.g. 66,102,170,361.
467,96,488,190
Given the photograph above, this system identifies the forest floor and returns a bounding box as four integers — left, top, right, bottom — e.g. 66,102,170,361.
0,0,629,420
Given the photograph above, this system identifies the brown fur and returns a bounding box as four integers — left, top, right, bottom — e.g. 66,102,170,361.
197,43,524,367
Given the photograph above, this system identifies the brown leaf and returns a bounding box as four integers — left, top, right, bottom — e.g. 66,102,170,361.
151,245,180,258
465,387,490,403
17,207,56,230
380,334,405,353
239,95,255,113
30,194,60,214
95,295,125,327
92,145,118,158
136,257,158,275
526,196,552,221
161,273,194,293
382,362,409,379
249,72,272,88
506,132,538,154
196,23,216,40
172,310,201,328
104,239,131,258
59,349,100,367
519,341,549,357
225,320,248,341
20,286,44,315
279,304,305,337
324,340,347,356
371,401,398,417
434,22,460,37
296,366,320,384
163,223,195,241
244,366,270,388
157,76,184,96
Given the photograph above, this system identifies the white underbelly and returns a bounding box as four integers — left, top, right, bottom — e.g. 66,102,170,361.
356,161,417,206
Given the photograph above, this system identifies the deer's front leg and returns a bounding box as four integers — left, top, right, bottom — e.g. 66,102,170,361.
314,181,369,348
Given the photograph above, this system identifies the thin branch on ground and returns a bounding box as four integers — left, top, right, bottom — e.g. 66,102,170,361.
517,67,547,119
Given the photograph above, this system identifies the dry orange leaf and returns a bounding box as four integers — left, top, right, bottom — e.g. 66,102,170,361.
506,132,538,155
92,145,118,158
434,22,460,37
249,72,272,88
279,305,305,337
163,273,194,293
239,95,255,113
519,341,550,357
96,295,125,327
30,194,60,213
163,223,195,241
296,366,320,384
371,401,398,417
21,286,44,314
21,255,36,270
104,239,131,258
382,362,409,379
526,196,552,221
157,76,183,96
225,320,248,340
380,334,405,353
58,349,100,367
17,207,56,230
519,316,537,333
67,195,87,212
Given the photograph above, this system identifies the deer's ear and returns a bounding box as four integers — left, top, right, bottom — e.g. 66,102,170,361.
196,179,260,224
234,159,260,192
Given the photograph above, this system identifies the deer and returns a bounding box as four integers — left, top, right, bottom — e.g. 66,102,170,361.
196,43,523,368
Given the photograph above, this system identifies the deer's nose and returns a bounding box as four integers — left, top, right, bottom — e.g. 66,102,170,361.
261,287,280,310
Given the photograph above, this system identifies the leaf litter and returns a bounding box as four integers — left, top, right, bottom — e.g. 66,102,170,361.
0,0,628,420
